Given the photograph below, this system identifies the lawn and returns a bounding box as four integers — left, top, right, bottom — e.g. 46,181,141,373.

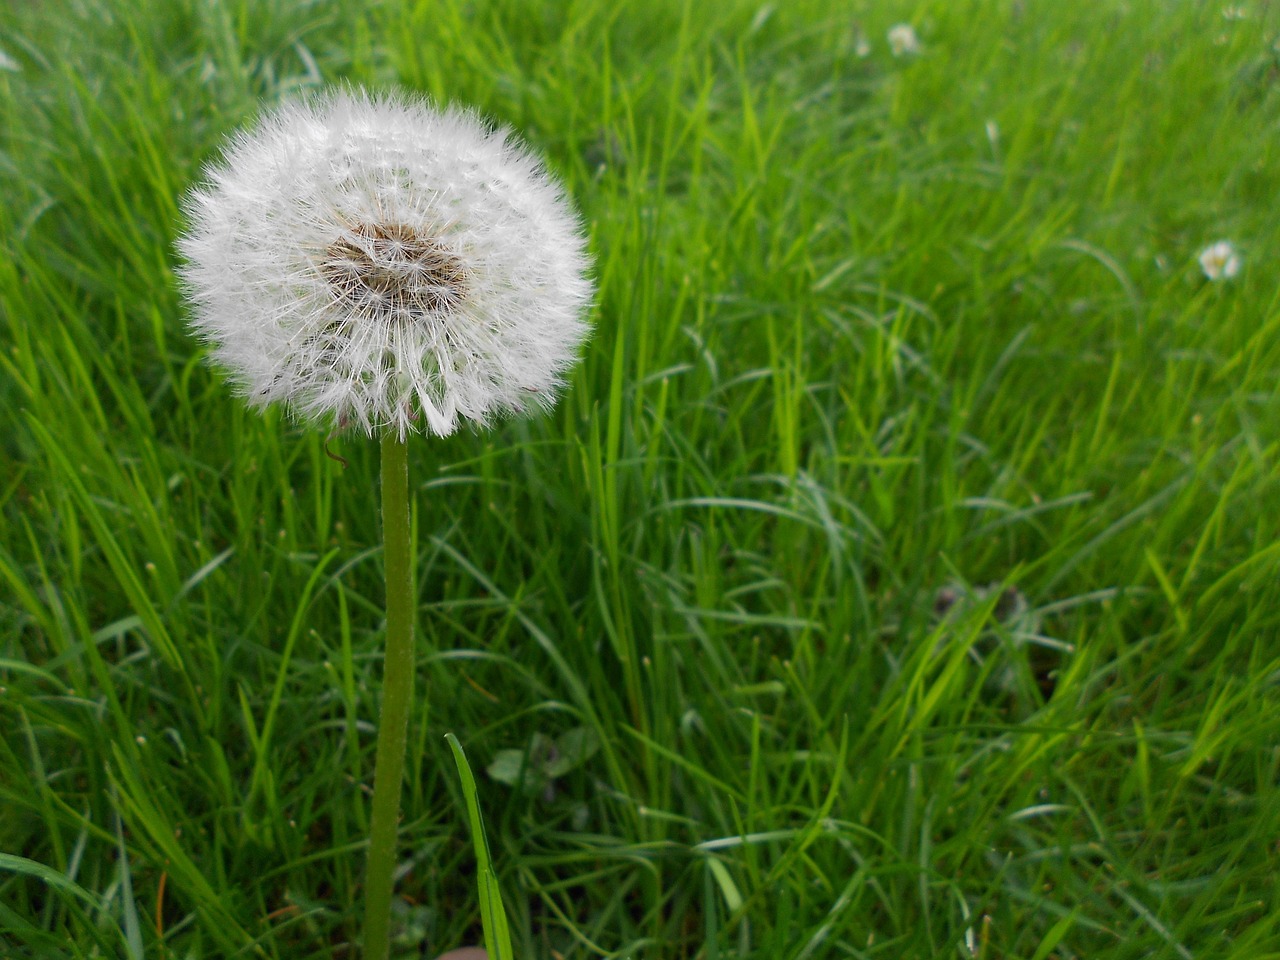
2,0,1280,957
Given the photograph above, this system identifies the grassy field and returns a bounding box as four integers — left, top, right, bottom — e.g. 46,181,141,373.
3,0,1280,957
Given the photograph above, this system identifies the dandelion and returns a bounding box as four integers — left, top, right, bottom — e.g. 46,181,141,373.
888,23,922,56
178,88,593,440
852,26,872,58
176,87,593,960
1198,240,1242,281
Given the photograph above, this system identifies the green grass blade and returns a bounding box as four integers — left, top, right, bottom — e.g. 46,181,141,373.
446,732,515,960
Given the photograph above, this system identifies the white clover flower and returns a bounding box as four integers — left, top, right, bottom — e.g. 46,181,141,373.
1198,240,1242,281
888,23,922,56
178,88,593,439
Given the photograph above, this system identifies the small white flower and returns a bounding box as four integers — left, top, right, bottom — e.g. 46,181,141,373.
0,48,20,72
178,88,593,439
1222,5,1248,20
1198,240,1242,281
887,23,921,56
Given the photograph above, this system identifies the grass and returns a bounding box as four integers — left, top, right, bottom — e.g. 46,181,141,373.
3,0,1280,957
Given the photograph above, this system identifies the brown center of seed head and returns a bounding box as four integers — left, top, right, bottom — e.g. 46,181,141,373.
321,222,467,318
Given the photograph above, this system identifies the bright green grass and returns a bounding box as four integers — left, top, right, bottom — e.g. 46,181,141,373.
3,0,1280,957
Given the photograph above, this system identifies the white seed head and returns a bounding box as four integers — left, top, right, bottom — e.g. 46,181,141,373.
1197,240,1241,281
887,23,922,57
177,88,594,439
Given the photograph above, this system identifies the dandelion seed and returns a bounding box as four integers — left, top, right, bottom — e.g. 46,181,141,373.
888,23,922,56
177,88,594,440
1198,240,1242,280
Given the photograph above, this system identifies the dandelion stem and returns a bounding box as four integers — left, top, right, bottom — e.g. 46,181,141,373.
363,434,416,960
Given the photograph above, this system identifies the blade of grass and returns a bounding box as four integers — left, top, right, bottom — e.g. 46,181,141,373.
446,732,514,960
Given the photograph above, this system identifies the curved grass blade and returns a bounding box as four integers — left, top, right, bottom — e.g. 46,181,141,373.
445,733,514,960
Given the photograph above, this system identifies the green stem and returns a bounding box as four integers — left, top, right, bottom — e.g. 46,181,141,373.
363,434,415,960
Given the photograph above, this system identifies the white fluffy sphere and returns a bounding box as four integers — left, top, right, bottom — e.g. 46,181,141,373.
177,88,594,439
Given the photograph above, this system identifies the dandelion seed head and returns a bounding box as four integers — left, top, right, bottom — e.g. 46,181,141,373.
1198,240,1241,281
177,87,594,439
888,23,922,56
850,26,872,58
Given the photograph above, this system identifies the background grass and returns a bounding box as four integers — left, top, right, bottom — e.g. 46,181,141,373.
3,0,1280,957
